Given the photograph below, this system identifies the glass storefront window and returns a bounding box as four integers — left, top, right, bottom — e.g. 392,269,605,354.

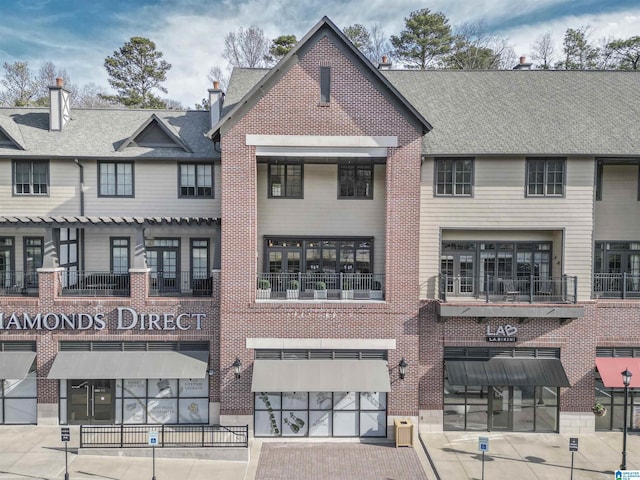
255,391,386,438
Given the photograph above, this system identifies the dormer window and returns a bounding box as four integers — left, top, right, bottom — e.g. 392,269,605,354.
320,67,331,104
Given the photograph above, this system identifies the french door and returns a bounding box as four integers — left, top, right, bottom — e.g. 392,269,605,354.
147,240,180,293
441,253,475,296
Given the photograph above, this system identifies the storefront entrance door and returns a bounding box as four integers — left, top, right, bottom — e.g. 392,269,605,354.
68,379,115,424
490,386,512,431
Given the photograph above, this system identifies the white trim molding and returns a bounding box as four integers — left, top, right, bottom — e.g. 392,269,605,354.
246,338,396,350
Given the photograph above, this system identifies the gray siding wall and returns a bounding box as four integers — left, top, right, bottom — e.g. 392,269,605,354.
594,164,640,240
256,163,386,273
419,156,595,300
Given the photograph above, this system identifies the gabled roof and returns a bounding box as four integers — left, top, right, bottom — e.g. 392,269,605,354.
207,16,432,140
116,113,193,153
0,117,26,150
0,108,216,159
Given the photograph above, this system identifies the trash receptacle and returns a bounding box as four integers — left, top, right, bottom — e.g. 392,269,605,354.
394,418,413,448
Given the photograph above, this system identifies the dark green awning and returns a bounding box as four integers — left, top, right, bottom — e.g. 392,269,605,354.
446,358,569,387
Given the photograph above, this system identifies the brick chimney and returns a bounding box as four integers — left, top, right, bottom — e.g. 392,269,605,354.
208,81,224,129
377,55,392,70
513,56,532,70
49,77,71,131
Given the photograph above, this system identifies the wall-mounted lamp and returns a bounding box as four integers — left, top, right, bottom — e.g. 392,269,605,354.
233,358,242,380
208,369,214,377
399,357,408,380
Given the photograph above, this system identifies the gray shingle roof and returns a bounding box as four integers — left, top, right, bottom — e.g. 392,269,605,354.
382,69,640,156
226,68,640,156
0,108,217,159
222,68,269,117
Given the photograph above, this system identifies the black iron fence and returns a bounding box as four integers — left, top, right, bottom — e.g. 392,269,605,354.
439,274,578,304
80,424,248,448
149,271,214,297
593,273,640,299
61,271,130,297
0,271,38,296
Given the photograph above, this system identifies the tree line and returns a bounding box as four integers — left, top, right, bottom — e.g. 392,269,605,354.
1,8,639,110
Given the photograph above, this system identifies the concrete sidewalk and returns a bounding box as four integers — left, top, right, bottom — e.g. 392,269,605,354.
0,425,253,480
421,431,640,479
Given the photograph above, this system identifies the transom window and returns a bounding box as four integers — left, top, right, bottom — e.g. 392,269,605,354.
99,162,133,197
268,162,303,198
338,163,373,199
13,160,48,195
526,158,565,196
179,163,213,198
435,158,473,196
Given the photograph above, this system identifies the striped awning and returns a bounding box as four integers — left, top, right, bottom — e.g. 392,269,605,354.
0,216,219,227
446,358,570,387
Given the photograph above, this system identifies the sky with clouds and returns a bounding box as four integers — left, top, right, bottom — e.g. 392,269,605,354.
1,0,639,108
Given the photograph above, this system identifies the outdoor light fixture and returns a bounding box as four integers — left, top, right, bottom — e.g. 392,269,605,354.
233,358,242,380
399,357,408,380
621,368,632,470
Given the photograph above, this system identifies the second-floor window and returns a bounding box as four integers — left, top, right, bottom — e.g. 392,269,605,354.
110,237,130,274
526,158,565,196
435,158,473,196
268,162,303,198
14,160,48,195
338,163,373,199
99,161,133,197
179,163,213,198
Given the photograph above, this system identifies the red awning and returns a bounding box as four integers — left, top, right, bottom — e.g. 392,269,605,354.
595,358,640,388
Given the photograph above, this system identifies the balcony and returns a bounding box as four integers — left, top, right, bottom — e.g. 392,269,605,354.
0,271,38,296
438,274,583,323
149,271,213,297
256,273,385,301
593,273,640,299
61,271,130,297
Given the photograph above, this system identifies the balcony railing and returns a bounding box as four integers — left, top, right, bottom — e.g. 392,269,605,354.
439,274,577,304
61,271,130,297
593,273,640,299
149,271,213,297
0,271,38,296
256,273,385,301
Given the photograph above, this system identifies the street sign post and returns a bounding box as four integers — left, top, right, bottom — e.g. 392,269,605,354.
61,427,70,480
569,437,578,480
478,436,489,480
148,431,158,480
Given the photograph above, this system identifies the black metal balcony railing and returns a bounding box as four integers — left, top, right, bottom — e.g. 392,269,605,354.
439,274,578,304
61,271,131,297
80,424,248,448
593,273,640,299
256,272,385,301
149,271,213,297
0,271,38,296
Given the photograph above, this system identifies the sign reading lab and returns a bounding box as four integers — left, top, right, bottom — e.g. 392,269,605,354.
486,324,518,342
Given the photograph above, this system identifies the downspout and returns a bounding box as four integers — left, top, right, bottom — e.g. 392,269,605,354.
74,158,84,216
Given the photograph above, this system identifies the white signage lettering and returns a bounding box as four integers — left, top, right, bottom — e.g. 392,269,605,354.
486,324,518,342
0,309,204,331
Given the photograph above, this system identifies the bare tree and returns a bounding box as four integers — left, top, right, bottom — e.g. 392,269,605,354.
447,21,514,70
0,61,37,106
73,82,122,108
207,65,230,92
34,61,76,106
370,24,393,64
596,36,616,69
530,32,555,69
223,26,270,68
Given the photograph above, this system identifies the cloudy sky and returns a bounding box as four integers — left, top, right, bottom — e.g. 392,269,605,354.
1,0,639,108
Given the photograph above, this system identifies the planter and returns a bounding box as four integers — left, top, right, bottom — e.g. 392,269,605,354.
370,290,383,300
592,407,607,417
286,289,299,300
314,289,327,300
341,289,354,300
256,288,271,300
